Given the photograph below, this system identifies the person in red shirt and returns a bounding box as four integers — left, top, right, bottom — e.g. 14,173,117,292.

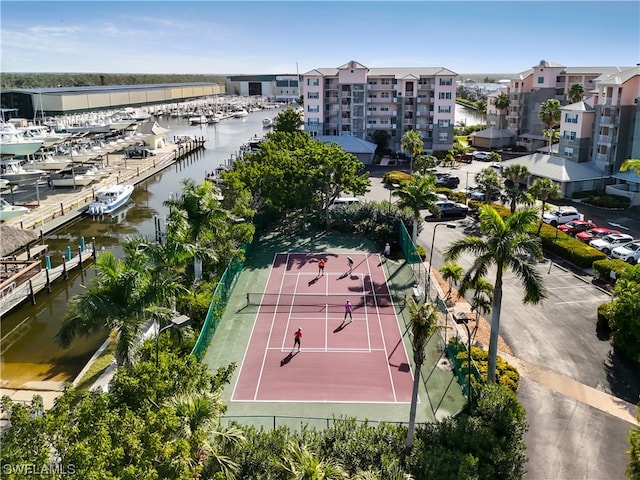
318,259,326,277
293,328,302,352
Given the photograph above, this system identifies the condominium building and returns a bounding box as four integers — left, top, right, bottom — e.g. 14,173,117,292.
301,60,458,153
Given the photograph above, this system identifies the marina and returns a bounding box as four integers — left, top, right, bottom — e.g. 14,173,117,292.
0,107,275,394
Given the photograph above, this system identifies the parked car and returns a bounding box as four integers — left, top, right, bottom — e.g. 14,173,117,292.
329,197,360,209
432,200,468,218
435,174,460,189
610,240,640,264
469,189,501,201
542,207,582,226
557,220,597,236
589,233,635,254
576,227,621,244
472,151,490,161
455,153,474,163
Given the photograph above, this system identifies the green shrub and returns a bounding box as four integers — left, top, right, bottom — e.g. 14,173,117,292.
592,258,632,282
416,244,426,260
535,223,607,268
571,189,603,199
382,170,411,186
597,302,615,332
583,194,630,209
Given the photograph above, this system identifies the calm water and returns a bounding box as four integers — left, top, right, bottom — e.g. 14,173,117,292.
0,110,274,388
455,103,484,126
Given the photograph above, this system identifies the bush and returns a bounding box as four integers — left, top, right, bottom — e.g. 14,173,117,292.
592,258,632,282
583,194,630,209
535,223,607,268
597,302,615,332
382,170,411,186
416,244,426,260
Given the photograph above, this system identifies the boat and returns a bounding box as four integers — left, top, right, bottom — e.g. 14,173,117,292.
262,118,273,128
0,178,9,190
49,166,102,187
207,116,220,124
87,183,135,216
26,153,71,171
0,158,45,185
232,108,249,118
189,115,208,125
0,198,29,221
0,123,44,157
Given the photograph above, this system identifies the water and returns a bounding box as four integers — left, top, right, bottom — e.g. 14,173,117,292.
0,109,275,388
455,103,484,127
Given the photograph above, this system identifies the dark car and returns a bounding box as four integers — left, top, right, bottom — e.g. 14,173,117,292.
557,220,597,236
435,174,460,189
432,200,468,218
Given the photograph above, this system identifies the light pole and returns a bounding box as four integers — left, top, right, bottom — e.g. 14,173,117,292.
155,314,191,367
425,223,456,302
454,311,473,412
465,170,474,205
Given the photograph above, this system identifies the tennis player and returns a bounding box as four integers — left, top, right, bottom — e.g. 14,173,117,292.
347,256,354,273
318,259,326,276
344,300,353,322
293,328,302,352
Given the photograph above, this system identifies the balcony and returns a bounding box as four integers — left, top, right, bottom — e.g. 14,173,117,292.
596,153,609,163
598,134,614,145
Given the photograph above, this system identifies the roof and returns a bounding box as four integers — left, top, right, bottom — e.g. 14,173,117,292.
561,101,594,112
612,170,640,184
315,135,377,154
594,66,640,86
470,127,513,139
140,121,169,136
500,153,606,182
0,225,39,257
303,64,458,78
2,83,219,95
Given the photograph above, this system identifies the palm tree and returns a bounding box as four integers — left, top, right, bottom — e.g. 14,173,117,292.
528,178,561,234
620,158,640,174
542,128,560,153
492,93,510,129
567,82,585,103
401,130,424,174
444,206,547,383
56,251,155,367
502,164,532,214
439,262,464,299
475,99,487,124
460,276,493,325
538,99,562,151
171,391,245,478
474,168,502,203
277,441,348,479
392,174,440,244
405,297,438,449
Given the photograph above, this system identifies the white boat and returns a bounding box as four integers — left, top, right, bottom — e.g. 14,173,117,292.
189,115,208,125
262,117,273,128
27,153,71,171
0,178,9,190
0,159,45,185
18,124,71,149
50,167,101,187
87,183,134,216
232,108,249,118
0,198,29,221
0,123,44,157
207,116,220,124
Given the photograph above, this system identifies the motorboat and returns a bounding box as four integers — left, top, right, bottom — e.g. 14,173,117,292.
0,158,45,185
232,108,249,118
0,198,29,221
0,178,9,190
18,124,71,149
49,166,102,187
87,183,134,216
207,116,220,124
0,123,44,157
189,115,208,125
26,153,71,171
262,117,273,128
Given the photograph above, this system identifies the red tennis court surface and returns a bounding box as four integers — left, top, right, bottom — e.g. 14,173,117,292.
232,253,414,403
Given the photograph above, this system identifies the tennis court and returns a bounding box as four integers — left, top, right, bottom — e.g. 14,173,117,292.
232,252,414,403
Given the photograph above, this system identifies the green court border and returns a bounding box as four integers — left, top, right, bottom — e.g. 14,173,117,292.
200,232,465,428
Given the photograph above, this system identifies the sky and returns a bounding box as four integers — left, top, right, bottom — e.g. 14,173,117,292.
1,1,639,76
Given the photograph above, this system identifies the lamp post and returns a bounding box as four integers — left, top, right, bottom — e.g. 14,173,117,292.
425,223,456,302
155,314,191,367
465,170,474,205
454,311,473,412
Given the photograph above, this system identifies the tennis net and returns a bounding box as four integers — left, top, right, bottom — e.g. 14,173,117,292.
246,292,396,308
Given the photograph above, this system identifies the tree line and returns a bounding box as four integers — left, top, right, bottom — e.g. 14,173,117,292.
1,73,228,89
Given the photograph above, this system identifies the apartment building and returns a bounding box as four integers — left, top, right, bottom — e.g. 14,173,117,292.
302,60,458,153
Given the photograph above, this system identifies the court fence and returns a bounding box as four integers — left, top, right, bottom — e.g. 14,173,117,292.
191,246,248,360
219,415,428,431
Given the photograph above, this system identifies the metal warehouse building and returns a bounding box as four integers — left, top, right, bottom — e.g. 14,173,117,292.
0,82,225,119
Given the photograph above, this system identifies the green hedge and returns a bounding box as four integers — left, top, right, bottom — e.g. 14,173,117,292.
592,258,633,282
536,223,607,268
597,302,615,332
382,170,411,186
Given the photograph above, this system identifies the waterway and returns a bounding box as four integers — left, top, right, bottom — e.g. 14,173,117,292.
455,103,484,127
0,109,275,389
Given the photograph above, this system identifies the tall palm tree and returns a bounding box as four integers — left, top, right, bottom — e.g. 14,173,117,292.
620,158,640,174
460,276,493,325
277,441,348,479
538,99,562,151
405,297,438,449
502,164,532,213
567,82,585,104
439,262,464,299
444,206,546,383
528,177,561,234
492,93,510,129
56,251,154,367
474,168,502,203
401,130,423,174
392,174,439,244
475,99,487,124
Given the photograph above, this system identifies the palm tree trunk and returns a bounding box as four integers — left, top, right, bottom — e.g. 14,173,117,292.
537,201,547,235
412,217,418,245
405,362,422,449
487,274,504,383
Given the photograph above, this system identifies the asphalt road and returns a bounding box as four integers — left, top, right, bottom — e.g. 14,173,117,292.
363,164,639,480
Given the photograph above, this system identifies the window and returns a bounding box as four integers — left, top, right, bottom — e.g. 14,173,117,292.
380,118,389,124
368,80,378,86
381,92,390,98
381,79,391,85
438,132,448,141
307,105,319,112
307,78,319,86
438,105,451,113
438,119,450,127
563,131,576,140
307,118,319,126
439,78,452,86
565,113,578,124
563,147,574,158
380,106,389,112
307,92,319,99
367,119,377,125
438,92,452,99
368,106,377,111
537,77,544,84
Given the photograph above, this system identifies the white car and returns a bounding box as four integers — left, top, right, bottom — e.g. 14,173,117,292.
610,240,640,264
589,233,634,254
472,151,490,161
542,207,581,226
